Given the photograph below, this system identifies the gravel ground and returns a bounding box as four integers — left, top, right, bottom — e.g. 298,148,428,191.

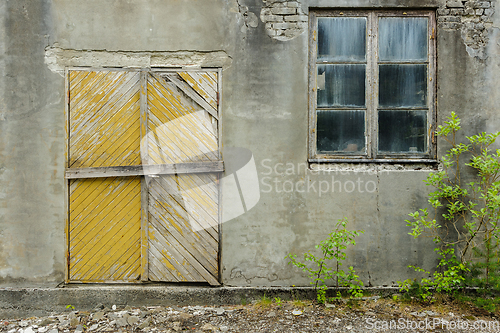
1,296,499,333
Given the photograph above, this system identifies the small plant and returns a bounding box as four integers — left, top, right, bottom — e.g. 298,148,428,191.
256,293,273,307
274,297,283,307
286,217,364,303
66,304,75,311
401,111,500,299
293,299,307,308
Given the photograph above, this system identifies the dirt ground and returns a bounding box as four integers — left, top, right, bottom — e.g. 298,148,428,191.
1,295,499,333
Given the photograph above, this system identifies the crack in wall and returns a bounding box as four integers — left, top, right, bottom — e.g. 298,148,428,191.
237,0,259,34
230,268,279,284
44,46,232,76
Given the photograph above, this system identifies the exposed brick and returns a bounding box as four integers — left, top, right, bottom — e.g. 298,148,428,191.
266,29,277,36
440,22,461,29
286,1,299,7
465,8,475,15
447,0,464,8
476,8,484,15
478,1,491,8
438,16,461,22
484,8,494,16
284,14,308,22
272,22,292,29
263,14,284,22
451,8,465,15
271,7,296,15
285,29,300,37
437,8,451,15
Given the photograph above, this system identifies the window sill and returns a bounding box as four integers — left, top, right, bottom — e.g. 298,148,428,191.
309,158,438,164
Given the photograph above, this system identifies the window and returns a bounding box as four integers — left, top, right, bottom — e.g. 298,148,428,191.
309,10,436,162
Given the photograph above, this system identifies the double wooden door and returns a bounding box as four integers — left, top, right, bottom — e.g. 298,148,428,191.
65,69,221,285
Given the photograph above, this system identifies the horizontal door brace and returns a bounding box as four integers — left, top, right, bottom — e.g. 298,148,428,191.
65,161,224,179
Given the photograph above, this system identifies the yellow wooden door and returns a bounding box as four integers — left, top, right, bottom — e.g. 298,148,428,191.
66,69,221,285
145,72,219,284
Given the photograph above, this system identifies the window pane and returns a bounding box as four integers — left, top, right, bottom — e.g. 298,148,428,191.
318,17,366,62
379,17,428,61
317,110,365,153
317,64,366,107
378,110,427,153
379,64,427,108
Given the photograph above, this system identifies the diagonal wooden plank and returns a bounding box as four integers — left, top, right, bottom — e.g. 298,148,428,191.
87,227,141,281
162,74,218,120
147,93,218,163
148,221,207,282
156,175,218,233
148,77,218,158
206,71,217,83
70,71,105,106
70,178,140,256
69,177,139,236
178,72,217,110
148,248,178,281
70,77,140,156
150,74,218,144
69,71,92,93
149,201,217,274
148,79,217,139
70,188,140,262
70,72,140,144
151,176,218,240
148,180,218,252
149,179,218,251
70,71,130,130
76,220,140,281
154,174,218,234
71,211,140,280
149,213,218,283
148,234,198,281
148,112,217,166
201,72,217,88
147,110,197,163
71,91,141,168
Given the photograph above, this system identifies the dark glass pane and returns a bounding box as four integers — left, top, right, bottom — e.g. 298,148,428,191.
379,64,427,107
379,17,428,61
318,17,366,62
317,110,365,154
378,110,427,153
317,65,366,107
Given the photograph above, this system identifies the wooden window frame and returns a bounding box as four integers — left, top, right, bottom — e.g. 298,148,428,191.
308,9,437,163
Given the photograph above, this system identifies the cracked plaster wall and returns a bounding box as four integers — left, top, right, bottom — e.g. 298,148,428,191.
1,0,500,288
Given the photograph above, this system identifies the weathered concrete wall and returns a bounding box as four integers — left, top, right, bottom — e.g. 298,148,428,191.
0,0,499,288
0,0,65,287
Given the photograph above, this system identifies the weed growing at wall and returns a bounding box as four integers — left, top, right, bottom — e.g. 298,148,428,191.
286,218,364,303
400,112,500,299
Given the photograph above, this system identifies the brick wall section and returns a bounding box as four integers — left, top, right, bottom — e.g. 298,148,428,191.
438,0,495,59
260,0,307,41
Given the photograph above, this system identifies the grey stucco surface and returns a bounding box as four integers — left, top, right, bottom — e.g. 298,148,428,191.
0,0,499,288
